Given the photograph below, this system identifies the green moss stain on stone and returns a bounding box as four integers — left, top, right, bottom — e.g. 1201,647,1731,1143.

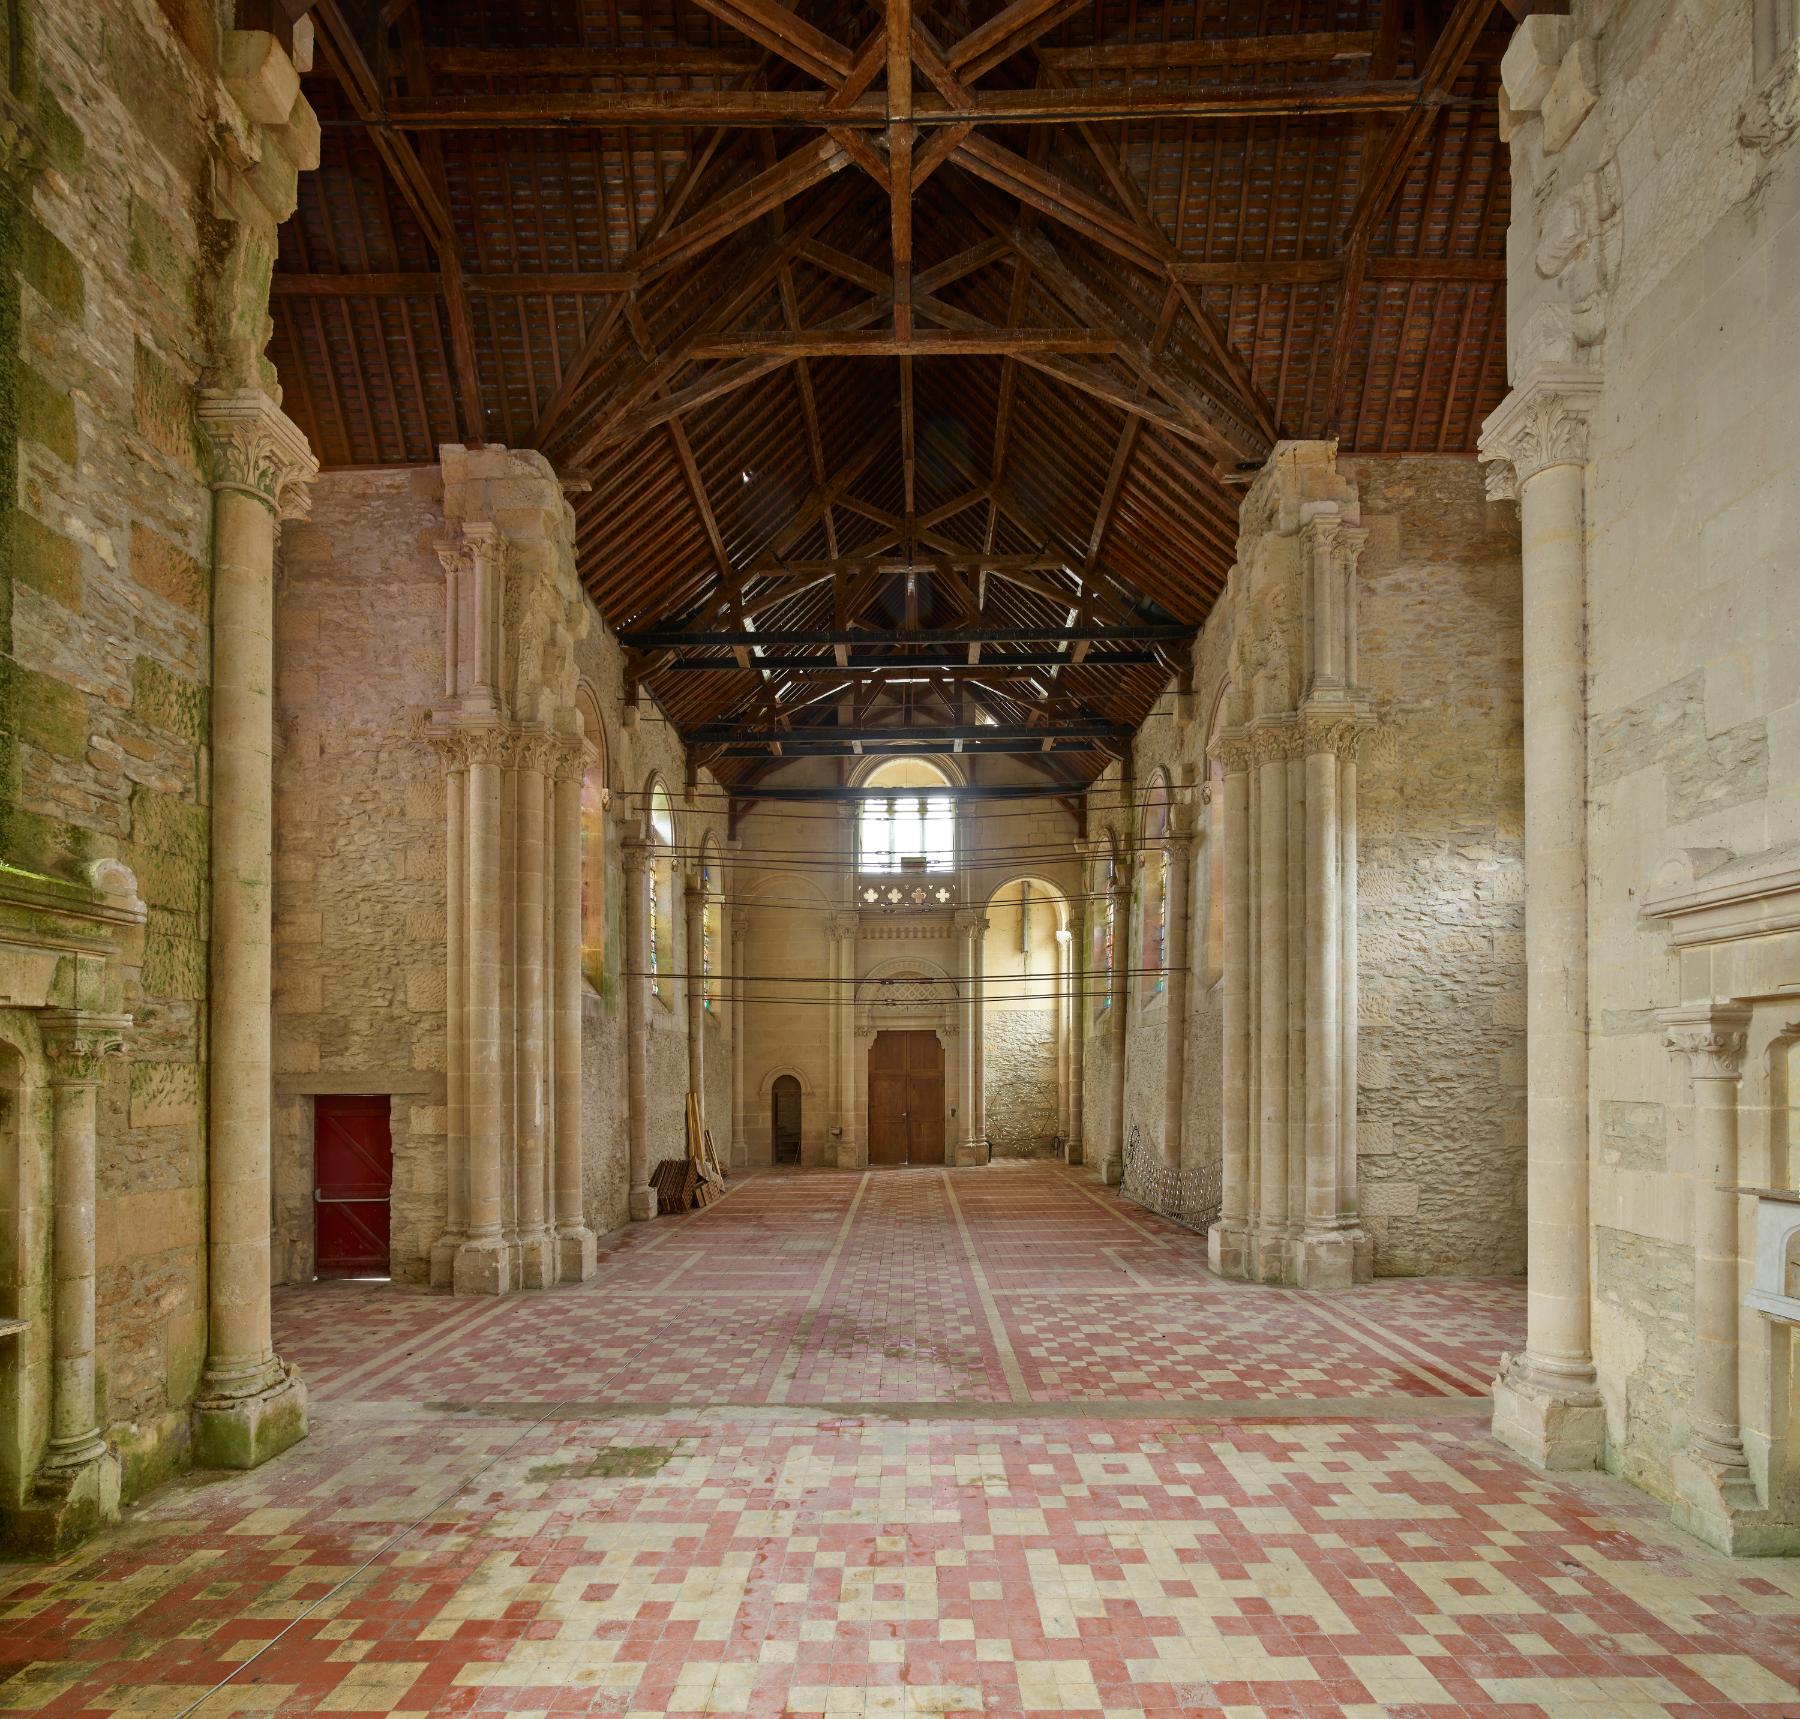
140,904,205,998
14,513,78,610
17,364,73,464
127,193,195,319
132,339,199,474
130,656,206,744
18,209,81,322
128,784,207,912
129,519,206,618
15,665,85,760
33,83,82,178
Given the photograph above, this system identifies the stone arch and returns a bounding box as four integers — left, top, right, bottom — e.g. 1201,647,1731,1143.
757,1063,816,1097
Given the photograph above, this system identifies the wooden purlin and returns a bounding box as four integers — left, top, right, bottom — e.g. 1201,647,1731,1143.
274,0,1513,768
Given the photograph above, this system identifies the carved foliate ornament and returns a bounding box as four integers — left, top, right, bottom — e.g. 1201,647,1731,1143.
196,389,319,519
40,1012,131,1085
1477,366,1603,496
1661,1005,1754,1081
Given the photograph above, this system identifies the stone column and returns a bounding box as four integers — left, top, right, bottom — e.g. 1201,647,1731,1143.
831,914,861,1167
685,877,707,1117
431,755,468,1290
1054,925,1073,1143
454,729,512,1290
1208,737,1252,1276
1480,366,1606,1470
972,922,987,1151
730,919,749,1169
34,1013,129,1536
194,389,314,1470
552,742,596,1280
623,836,656,1220
1102,863,1132,1186
1161,829,1194,1170
1664,1005,1765,1552
1251,729,1289,1277
956,909,983,1164
514,745,553,1288
1064,903,1086,1165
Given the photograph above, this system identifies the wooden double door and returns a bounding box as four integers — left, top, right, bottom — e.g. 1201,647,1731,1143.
867,1029,946,1166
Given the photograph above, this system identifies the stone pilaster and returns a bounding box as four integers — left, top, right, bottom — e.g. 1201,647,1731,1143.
623,835,656,1220
685,876,707,1119
194,389,314,1470
829,913,862,1167
1480,368,1606,1471
1102,857,1132,1187
1660,1006,1788,1553
1064,901,1085,1165
1208,731,1252,1278
730,919,749,1169
29,1013,129,1550
955,909,985,1165
1160,826,1194,1171
551,738,597,1280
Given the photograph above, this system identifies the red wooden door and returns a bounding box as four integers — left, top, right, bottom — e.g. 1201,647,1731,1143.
314,1095,392,1278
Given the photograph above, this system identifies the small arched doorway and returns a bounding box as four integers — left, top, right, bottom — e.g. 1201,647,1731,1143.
771,1075,803,1165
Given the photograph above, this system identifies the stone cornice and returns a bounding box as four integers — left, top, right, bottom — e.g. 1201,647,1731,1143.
1477,365,1603,499
1661,1004,1754,1082
197,389,319,519
1641,842,1800,948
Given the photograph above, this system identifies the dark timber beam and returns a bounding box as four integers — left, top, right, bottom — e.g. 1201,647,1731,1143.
656,649,1161,671
621,623,1194,648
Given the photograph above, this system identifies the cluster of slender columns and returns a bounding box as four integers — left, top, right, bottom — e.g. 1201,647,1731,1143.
428,517,596,1291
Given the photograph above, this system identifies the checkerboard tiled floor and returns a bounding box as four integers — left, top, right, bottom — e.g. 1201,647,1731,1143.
3,1162,1795,1717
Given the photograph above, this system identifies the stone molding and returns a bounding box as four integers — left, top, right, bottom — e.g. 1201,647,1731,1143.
1477,366,1604,499
1661,1004,1754,1082
1223,709,1377,770
38,1012,130,1086
620,838,655,878
197,389,319,520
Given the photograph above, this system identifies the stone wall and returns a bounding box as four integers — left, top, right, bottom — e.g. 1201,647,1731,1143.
1495,0,1800,1504
0,0,302,1502
270,457,728,1261
271,471,448,1284
1351,457,1526,1275
1087,453,1525,1277
733,762,1079,1166
982,879,1063,1157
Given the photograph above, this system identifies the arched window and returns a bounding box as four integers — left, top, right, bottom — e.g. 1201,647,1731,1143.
1090,844,1117,1019
856,757,955,873
700,838,721,1011
648,779,675,1005
1141,771,1170,1001
577,691,608,989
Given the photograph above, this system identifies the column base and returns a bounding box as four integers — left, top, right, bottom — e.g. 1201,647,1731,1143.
429,1233,461,1291
1671,1445,1800,1557
628,1185,657,1222
954,1137,987,1167
517,1233,557,1290
1292,1226,1374,1292
835,1139,866,1169
1207,1219,1250,1279
730,1136,748,1170
1490,1353,1605,1471
1099,1154,1123,1187
195,1365,308,1471
452,1234,516,1294
11,1444,121,1555
1064,1133,1083,1167
1252,1227,1293,1284
557,1226,598,1283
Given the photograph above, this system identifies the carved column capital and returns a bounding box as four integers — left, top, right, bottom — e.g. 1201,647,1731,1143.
1477,365,1603,499
197,389,319,520
1661,1004,1754,1083
1208,726,1254,775
39,1012,131,1086
620,836,655,878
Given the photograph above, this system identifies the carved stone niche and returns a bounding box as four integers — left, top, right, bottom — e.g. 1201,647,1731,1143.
0,859,145,1555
